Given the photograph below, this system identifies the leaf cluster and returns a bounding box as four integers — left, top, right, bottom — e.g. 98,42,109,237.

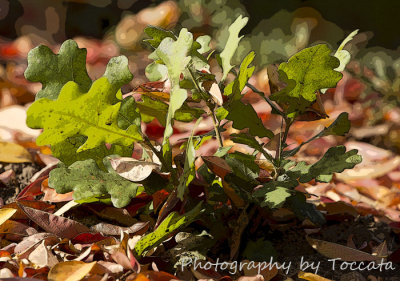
25,19,362,260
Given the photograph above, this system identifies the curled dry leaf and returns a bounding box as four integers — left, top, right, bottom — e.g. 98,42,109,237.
18,204,90,239
47,261,97,281
110,157,161,182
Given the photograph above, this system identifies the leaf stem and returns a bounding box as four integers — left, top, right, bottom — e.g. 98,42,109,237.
187,67,224,147
245,82,286,118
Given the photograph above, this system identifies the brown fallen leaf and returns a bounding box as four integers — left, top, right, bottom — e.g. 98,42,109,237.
0,220,38,241
0,141,32,163
18,204,90,239
306,236,379,261
48,261,97,281
87,205,136,226
5,200,55,220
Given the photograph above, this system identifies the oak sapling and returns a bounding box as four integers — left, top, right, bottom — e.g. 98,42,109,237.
25,17,361,258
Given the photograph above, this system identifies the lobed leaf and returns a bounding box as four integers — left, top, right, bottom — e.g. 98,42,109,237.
299,145,362,183
26,77,142,156
48,159,140,208
271,44,342,118
253,181,296,208
154,29,193,165
220,15,248,81
25,40,92,100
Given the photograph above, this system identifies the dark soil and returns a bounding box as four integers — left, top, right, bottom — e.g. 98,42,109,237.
0,162,41,204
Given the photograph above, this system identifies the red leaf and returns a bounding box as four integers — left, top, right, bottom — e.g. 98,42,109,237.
71,233,110,244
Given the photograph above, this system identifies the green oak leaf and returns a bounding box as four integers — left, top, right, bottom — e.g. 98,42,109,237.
220,15,248,81
134,202,203,257
155,29,193,165
299,145,362,183
51,135,132,169
223,52,273,138
271,44,342,118
118,96,142,131
25,40,92,100
252,180,296,208
48,159,140,208
26,77,142,154
230,132,264,153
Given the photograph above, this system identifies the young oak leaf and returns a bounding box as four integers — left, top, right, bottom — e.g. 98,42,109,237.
155,29,193,163
26,77,142,153
321,30,359,93
271,44,342,118
25,40,92,100
220,15,248,81
48,159,140,208
298,146,362,183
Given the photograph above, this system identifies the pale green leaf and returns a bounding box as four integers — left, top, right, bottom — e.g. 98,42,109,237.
155,29,193,164
220,15,248,81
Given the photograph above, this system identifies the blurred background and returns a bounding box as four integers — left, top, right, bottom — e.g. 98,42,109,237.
1,0,400,149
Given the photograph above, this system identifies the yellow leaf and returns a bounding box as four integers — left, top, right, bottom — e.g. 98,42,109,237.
298,271,333,281
0,208,16,226
0,142,32,163
48,261,96,281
